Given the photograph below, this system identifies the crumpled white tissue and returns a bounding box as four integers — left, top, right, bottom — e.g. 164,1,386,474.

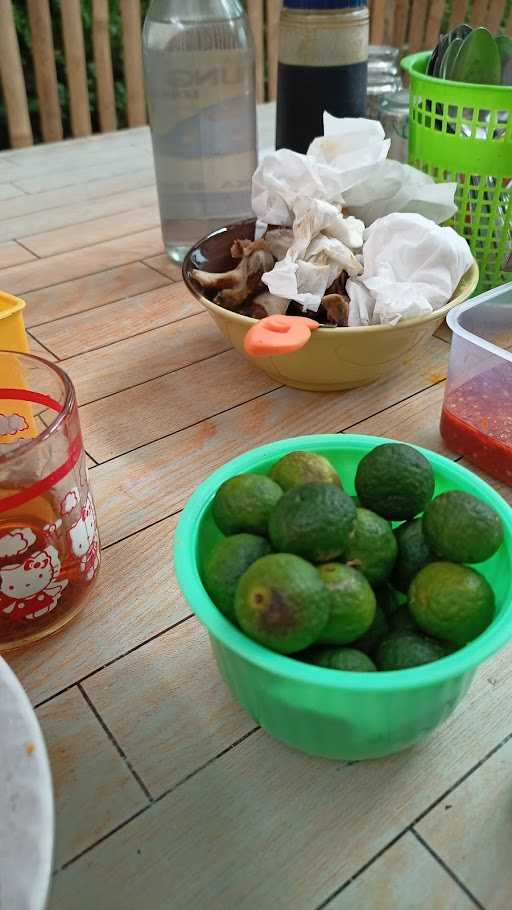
346,213,474,326
262,197,364,311
252,114,462,315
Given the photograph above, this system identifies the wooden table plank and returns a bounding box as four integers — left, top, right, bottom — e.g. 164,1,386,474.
417,737,512,909
37,687,147,868
20,203,160,258
0,183,26,200
328,833,474,909
31,282,201,359
8,516,187,705
23,263,170,328
0,185,157,246
0,240,36,268
48,643,512,909
0,228,164,295
0,169,154,224
83,618,255,799
64,313,231,408
79,348,279,462
142,254,183,283
90,337,448,545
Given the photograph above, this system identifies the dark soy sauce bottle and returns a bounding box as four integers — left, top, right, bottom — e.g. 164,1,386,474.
276,0,369,154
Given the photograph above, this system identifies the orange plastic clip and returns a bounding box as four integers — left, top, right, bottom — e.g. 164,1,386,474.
244,315,320,357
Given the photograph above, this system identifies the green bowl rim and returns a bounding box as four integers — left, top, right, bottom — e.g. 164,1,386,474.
402,50,512,94
174,434,512,692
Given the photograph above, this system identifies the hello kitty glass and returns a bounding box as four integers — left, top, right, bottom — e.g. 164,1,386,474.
0,352,100,652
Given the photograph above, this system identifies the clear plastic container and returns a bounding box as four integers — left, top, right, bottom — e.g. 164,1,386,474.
441,282,512,485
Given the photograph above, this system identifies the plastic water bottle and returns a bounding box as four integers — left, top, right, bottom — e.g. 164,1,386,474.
143,0,258,264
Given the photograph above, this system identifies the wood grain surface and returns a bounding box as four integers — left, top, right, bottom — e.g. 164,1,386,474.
2,110,510,910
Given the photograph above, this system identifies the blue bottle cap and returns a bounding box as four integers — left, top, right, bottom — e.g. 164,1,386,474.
283,0,366,8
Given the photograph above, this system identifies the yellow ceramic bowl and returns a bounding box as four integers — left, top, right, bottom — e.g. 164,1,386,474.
183,220,479,392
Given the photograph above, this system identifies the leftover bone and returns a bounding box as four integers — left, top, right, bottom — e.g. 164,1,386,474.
321,293,350,327
230,238,271,259
192,247,275,309
249,291,290,319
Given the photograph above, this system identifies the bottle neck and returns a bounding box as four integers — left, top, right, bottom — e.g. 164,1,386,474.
147,0,245,21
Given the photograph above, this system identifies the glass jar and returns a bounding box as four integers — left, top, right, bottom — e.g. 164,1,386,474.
0,353,100,652
367,44,401,120
379,88,410,162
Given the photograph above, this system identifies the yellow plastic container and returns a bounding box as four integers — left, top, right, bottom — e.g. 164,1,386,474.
0,291,37,443
183,221,479,392
0,292,29,354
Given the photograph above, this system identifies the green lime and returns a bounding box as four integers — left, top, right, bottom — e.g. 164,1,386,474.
376,584,402,618
376,632,447,670
212,473,282,535
409,562,495,646
270,451,340,492
355,443,435,520
423,491,504,564
311,647,377,672
389,604,418,634
317,563,376,645
392,518,434,593
352,604,390,656
344,507,398,586
268,482,356,563
234,553,330,654
202,533,271,621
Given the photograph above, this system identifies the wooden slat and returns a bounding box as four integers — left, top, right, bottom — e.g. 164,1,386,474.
121,0,147,127
142,254,183,282
90,337,448,546
248,0,265,103
92,0,117,132
24,262,169,328
8,516,187,705
15,156,151,195
370,0,387,45
0,184,26,201
58,312,230,407
78,347,278,461
83,618,255,798
32,282,201,359
266,0,281,101
408,0,429,52
470,0,490,27
393,0,410,52
417,737,512,908
21,202,159,258
46,646,512,909
487,0,508,33
37,688,146,867
60,0,92,138
26,0,63,143
329,833,474,909
1,185,157,247
424,0,445,50
0,241,35,269
27,334,57,362
448,0,469,31
0,227,164,295
0,0,33,148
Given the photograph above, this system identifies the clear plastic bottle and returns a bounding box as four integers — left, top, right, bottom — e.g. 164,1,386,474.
143,0,257,264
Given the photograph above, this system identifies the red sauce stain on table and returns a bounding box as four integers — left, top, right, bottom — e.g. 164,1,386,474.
441,362,512,486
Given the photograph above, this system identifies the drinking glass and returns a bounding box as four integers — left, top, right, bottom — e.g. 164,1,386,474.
0,352,100,652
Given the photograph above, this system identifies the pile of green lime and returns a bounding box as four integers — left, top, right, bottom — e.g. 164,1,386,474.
201,445,503,672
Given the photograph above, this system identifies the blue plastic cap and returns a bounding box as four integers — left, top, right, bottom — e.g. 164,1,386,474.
283,0,366,8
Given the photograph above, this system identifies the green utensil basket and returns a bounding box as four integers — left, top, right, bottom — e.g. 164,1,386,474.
402,51,512,294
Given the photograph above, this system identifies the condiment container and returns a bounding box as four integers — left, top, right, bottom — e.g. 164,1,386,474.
276,0,369,154
441,282,512,485
379,88,409,162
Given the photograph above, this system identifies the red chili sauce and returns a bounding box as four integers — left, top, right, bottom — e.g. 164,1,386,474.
441,362,512,486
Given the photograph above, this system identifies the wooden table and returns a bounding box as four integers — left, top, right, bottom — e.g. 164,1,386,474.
1,109,511,910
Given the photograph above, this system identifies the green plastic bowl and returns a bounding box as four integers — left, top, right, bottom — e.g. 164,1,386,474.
174,435,512,760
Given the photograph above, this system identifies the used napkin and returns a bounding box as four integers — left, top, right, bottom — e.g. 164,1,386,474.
346,213,474,326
